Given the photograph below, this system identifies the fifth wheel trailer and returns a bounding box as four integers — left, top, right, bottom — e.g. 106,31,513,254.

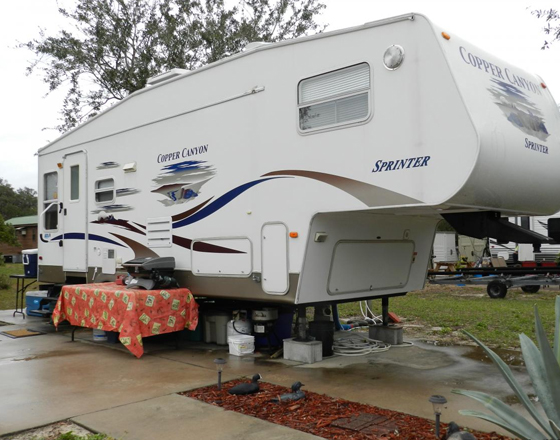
36,13,560,309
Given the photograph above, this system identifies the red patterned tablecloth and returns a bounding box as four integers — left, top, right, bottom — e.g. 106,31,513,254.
52,282,198,358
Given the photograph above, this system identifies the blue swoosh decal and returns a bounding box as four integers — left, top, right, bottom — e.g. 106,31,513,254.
173,177,287,228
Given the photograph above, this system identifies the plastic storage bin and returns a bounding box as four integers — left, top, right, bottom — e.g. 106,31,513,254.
25,290,49,317
203,311,230,345
228,335,255,356
93,329,107,342
22,249,38,278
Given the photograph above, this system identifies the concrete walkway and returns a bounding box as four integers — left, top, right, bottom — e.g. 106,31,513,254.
0,310,530,439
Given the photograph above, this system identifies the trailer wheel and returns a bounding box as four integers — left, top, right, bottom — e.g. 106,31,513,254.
521,285,540,294
487,281,508,299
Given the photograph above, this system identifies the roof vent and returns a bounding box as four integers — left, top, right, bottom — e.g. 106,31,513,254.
244,42,271,52
146,68,190,86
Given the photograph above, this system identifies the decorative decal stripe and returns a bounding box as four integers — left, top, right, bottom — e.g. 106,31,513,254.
49,233,125,247
262,170,421,207
172,197,214,222
92,218,145,235
172,235,245,254
110,233,159,258
173,177,287,228
116,188,140,196
91,204,132,214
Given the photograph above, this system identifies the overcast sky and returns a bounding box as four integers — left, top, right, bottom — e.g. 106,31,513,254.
0,0,559,192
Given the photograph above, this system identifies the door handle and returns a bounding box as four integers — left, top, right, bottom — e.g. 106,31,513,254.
59,202,64,214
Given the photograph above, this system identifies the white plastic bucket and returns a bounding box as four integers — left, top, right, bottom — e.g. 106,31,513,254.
227,319,252,338
227,335,255,356
93,329,107,342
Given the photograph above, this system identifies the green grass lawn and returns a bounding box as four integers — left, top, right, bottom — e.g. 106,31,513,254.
337,285,559,350
0,263,27,310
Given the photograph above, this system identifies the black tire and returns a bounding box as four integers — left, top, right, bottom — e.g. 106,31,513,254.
487,281,508,299
521,285,540,294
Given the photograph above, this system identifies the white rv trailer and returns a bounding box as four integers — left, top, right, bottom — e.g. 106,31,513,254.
489,213,560,263
37,13,560,307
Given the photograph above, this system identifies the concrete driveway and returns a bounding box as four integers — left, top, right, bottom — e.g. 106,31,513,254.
0,310,530,439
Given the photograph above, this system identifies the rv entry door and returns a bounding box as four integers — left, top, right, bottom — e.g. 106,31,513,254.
62,151,88,273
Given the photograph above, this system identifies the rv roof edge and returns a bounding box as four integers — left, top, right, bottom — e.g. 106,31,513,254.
244,42,271,52
146,68,190,86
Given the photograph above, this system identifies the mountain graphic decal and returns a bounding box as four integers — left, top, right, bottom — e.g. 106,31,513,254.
488,78,549,141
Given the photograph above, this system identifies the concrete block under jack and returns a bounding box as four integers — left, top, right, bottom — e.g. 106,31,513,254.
283,338,323,364
369,324,403,345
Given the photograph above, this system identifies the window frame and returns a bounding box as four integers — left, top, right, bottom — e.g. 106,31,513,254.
70,165,80,202
43,170,59,232
94,177,116,205
297,62,372,135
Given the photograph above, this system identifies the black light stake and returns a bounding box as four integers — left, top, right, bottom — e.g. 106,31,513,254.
214,358,227,390
429,395,447,438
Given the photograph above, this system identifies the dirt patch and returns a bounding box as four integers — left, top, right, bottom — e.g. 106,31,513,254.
401,319,471,347
1,421,94,440
183,380,512,440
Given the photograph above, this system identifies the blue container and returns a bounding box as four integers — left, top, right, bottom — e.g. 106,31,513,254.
255,312,294,348
25,290,49,317
22,249,38,278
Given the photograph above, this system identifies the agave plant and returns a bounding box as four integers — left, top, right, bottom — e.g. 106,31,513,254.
452,296,560,440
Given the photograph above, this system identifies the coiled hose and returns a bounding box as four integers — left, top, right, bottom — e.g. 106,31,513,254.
332,332,391,356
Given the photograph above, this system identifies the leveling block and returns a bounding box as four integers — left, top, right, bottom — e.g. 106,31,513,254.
368,324,404,346
283,338,323,364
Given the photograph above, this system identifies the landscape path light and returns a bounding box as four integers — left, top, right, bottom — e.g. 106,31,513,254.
214,358,227,390
429,394,447,438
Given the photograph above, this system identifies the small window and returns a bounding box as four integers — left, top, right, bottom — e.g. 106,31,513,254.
95,178,115,203
298,63,370,132
70,165,80,200
44,172,58,230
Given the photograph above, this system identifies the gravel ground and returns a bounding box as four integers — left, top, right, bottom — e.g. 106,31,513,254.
1,421,95,440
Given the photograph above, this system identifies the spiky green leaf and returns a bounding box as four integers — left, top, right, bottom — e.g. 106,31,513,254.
520,333,560,425
453,389,547,440
463,330,552,435
458,409,544,440
533,305,560,427
551,419,560,438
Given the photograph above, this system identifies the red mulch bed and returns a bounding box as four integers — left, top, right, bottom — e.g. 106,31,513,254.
182,380,512,440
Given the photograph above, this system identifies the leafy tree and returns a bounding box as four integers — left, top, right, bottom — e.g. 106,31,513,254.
22,0,326,133
0,179,38,220
532,8,560,49
0,214,19,247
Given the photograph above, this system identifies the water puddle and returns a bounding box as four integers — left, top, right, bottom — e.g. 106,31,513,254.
11,350,83,362
462,346,524,366
503,393,538,405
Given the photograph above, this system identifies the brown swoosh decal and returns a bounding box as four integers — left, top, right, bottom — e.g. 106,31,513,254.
172,198,214,222
262,170,421,207
110,233,159,258
92,219,145,235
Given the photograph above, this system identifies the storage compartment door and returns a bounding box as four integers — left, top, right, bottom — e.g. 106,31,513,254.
261,223,289,295
328,240,414,295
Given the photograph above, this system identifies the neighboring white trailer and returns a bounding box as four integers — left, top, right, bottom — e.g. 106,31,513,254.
432,232,458,263
490,213,560,263
37,13,560,306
